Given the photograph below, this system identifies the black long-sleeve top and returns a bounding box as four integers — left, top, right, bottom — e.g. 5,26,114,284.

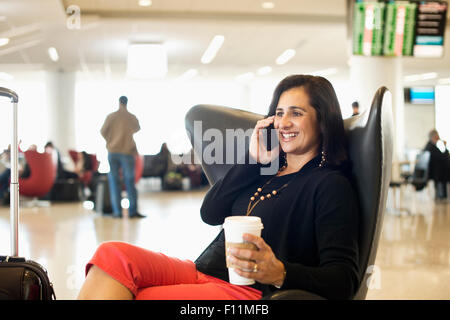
195,155,360,300
424,142,449,182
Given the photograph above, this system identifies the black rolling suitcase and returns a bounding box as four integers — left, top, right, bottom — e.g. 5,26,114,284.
46,179,83,202
94,174,113,214
0,87,56,300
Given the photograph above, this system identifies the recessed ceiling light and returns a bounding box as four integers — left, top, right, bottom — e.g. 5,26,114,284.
48,47,59,62
261,2,275,9
201,35,225,64
257,66,272,75
138,0,152,7
419,72,438,80
404,72,438,82
0,38,9,47
276,49,296,65
404,74,421,82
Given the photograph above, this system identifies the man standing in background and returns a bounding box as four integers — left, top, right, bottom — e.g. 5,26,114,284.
101,96,145,218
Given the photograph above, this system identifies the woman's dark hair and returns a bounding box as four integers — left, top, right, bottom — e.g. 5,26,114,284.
267,74,348,168
81,151,93,171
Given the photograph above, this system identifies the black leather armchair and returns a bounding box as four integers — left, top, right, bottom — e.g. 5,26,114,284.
185,87,394,300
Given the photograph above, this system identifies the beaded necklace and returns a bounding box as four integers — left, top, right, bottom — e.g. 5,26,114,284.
245,152,325,216
246,164,292,216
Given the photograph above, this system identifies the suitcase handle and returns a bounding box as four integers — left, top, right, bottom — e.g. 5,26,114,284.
0,87,19,257
0,87,18,103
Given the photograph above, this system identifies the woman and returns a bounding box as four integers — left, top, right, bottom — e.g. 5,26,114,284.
78,75,359,300
74,151,93,178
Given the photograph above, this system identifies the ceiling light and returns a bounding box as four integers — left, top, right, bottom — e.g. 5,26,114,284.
276,49,296,65
48,47,59,62
404,72,438,82
0,72,14,81
0,38,9,47
235,72,255,83
177,69,198,81
419,72,438,80
261,2,275,9
201,35,225,64
138,0,152,7
127,43,168,79
257,66,272,75
404,74,421,82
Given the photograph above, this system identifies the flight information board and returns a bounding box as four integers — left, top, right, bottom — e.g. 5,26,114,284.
352,0,448,57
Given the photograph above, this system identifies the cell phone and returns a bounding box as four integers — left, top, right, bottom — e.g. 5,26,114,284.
262,122,275,151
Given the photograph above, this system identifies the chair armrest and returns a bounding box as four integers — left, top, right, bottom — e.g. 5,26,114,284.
261,289,326,300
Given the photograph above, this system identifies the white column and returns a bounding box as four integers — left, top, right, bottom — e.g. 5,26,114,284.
45,70,77,157
350,56,404,180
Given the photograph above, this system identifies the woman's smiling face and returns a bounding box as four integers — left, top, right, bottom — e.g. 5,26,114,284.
274,86,321,157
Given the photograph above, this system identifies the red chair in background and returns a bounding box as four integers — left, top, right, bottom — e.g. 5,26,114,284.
69,150,141,185
19,149,58,198
68,150,100,186
134,154,144,183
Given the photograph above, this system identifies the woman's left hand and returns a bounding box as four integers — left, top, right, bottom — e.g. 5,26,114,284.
227,233,286,287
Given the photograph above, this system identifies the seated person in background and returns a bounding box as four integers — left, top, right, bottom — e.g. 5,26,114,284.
351,101,360,116
0,146,12,198
77,74,359,300
159,142,176,172
424,130,449,200
0,146,10,173
44,142,93,180
45,141,70,180
0,144,31,201
159,142,170,158
74,151,93,178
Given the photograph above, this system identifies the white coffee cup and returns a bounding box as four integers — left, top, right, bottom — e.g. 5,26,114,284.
223,216,264,285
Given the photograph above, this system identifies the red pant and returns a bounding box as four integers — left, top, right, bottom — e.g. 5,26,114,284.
86,241,262,300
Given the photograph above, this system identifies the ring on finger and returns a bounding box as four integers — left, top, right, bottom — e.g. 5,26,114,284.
253,263,258,273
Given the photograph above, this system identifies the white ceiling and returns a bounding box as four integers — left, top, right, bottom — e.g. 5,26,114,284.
1,0,450,83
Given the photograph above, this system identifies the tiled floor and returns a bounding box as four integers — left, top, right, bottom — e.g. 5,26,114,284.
0,184,448,300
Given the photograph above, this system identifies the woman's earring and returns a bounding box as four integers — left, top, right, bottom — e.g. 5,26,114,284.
318,150,326,168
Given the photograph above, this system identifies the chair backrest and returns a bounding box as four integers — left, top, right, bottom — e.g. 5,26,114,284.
68,150,99,171
411,151,430,183
19,149,58,197
143,154,168,177
185,87,394,300
185,106,262,184
343,87,393,299
68,150,100,185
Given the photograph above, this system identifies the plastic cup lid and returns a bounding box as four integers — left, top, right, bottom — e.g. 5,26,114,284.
223,216,263,229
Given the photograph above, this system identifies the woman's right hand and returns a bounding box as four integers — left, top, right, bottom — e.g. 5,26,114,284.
249,116,279,164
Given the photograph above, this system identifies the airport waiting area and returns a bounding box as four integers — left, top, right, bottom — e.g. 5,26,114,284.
0,0,448,304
